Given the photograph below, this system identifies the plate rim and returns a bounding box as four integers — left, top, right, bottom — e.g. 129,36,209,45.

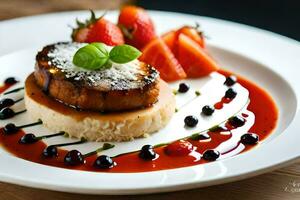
0,10,300,194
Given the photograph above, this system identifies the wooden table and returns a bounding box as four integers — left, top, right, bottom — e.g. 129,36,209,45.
1,1,300,199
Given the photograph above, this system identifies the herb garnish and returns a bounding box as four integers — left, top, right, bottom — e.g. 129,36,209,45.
73,42,141,70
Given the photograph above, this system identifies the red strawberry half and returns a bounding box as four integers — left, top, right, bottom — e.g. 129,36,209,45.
72,10,124,46
177,34,218,77
118,6,156,49
140,37,186,82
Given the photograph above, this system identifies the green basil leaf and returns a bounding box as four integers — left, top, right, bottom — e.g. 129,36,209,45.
109,44,142,64
73,44,109,70
90,42,109,57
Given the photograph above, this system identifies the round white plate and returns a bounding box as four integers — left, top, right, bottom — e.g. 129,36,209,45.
0,10,299,195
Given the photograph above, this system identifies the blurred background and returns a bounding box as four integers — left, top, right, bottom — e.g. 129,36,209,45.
0,0,299,40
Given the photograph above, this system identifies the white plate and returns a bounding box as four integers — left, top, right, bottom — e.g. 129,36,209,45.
0,10,299,195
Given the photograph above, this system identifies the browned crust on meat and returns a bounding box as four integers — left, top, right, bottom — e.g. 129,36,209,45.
34,42,160,112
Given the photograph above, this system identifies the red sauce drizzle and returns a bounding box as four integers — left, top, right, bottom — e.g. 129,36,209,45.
214,97,232,110
0,83,16,94
0,71,278,173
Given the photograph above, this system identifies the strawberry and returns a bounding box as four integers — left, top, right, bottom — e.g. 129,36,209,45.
162,25,205,55
162,31,177,53
165,140,194,156
140,37,186,82
177,34,218,77
177,24,205,48
72,10,124,46
72,27,89,43
146,24,216,79
118,6,156,49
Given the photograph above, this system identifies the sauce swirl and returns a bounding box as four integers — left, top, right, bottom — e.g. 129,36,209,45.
0,71,278,172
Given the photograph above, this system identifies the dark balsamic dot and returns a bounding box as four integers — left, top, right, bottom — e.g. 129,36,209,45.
224,75,237,86
19,133,38,144
229,116,246,127
203,149,220,161
0,107,15,119
4,77,18,85
3,123,19,134
0,98,15,110
141,144,153,150
241,133,259,145
184,115,198,127
94,155,114,169
178,83,190,93
225,88,237,99
139,145,157,160
64,150,84,166
42,145,58,158
202,105,215,116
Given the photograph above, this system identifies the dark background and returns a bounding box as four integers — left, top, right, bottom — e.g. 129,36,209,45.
137,0,300,41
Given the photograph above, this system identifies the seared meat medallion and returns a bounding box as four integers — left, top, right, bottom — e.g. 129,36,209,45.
35,42,159,112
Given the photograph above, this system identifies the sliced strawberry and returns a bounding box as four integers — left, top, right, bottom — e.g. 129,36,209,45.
165,140,194,156
140,37,186,82
178,26,205,48
177,34,218,78
162,31,177,52
162,26,206,56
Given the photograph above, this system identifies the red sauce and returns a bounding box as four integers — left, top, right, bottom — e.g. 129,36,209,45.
0,83,16,94
0,71,278,173
214,97,232,110
219,69,278,139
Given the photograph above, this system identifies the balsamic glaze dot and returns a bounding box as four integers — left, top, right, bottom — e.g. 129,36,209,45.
225,88,237,99
42,145,58,158
184,115,198,127
139,145,157,160
203,149,220,161
19,133,38,144
0,107,15,120
3,123,19,134
202,105,215,116
241,133,259,145
0,98,15,110
94,155,114,169
229,116,246,127
64,150,84,166
178,83,190,93
224,75,237,86
141,144,153,150
4,77,18,85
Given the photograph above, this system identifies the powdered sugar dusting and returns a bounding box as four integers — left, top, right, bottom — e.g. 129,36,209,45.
47,42,158,90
